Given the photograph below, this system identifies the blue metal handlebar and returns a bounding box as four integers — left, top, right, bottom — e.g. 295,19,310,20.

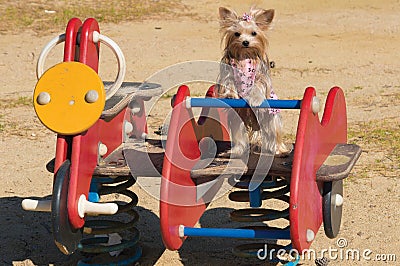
187,97,302,109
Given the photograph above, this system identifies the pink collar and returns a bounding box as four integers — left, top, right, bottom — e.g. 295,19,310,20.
230,58,280,114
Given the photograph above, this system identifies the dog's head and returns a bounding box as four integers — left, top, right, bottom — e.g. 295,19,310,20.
219,7,274,60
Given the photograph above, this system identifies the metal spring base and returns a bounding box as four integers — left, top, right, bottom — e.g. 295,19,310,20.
229,176,295,265
78,176,142,265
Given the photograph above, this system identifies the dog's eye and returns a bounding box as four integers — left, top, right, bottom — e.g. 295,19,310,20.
251,31,257,36
234,32,241,37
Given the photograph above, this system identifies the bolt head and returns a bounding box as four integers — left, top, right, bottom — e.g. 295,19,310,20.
306,229,315,242
312,96,321,114
124,121,133,134
99,143,108,156
37,92,51,105
332,194,344,207
85,90,99,103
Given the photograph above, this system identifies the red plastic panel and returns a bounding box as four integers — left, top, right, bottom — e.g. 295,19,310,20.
160,85,231,250
68,109,130,229
63,18,82,63
66,18,101,229
79,18,100,72
54,18,82,175
56,17,145,229
53,18,135,230
160,85,202,250
290,87,347,252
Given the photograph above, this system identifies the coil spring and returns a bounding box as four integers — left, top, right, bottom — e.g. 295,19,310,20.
229,175,292,262
77,175,142,266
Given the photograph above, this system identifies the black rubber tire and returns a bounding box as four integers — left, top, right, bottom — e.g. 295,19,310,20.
323,179,343,238
51,160,82,254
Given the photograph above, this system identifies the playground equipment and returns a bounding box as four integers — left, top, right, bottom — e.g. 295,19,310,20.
155,84,361,264
21,17,361,266
22,18,161,265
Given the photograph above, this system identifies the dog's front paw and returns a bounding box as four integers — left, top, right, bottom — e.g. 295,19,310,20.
275,143,292,158
247,93,265,107
226,92,239,99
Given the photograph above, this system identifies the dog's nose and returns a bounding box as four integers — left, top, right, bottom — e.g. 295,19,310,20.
242,40,249,47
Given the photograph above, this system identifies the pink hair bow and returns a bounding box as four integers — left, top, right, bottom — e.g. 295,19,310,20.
242,13,253,22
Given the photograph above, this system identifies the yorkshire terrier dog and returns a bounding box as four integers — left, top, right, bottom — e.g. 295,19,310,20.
216,7,288,157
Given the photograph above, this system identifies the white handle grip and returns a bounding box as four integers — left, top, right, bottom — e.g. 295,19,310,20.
22,199,51,212
78,195,118,218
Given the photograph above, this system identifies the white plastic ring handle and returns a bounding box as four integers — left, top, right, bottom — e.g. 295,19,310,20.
36,33,66,80
92,31,126,100
36,31,126,100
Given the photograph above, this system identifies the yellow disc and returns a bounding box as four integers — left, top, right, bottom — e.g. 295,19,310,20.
33,62,105,135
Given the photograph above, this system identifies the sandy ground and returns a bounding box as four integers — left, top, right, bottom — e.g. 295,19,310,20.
0,0,399,265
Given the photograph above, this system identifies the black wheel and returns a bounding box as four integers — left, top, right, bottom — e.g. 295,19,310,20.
323,179,343,238
51,160,82,254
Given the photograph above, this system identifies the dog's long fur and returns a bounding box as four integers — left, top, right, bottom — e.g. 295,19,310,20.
216,6,288,157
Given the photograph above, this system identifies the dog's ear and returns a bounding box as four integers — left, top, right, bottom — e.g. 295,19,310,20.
219,7,238,27
252,8,274,31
